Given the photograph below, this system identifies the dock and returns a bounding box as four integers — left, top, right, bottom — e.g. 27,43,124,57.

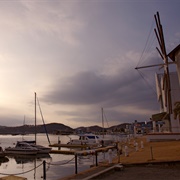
60,136,180,180
50,149,76,155
49,144,116,155
49,143,91,149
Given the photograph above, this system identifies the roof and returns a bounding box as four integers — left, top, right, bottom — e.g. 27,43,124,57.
168,44,180,61
151,112,169,121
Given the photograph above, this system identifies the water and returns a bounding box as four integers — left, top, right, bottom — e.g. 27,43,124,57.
0,134,122,180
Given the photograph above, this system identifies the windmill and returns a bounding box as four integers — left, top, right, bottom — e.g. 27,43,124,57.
136,12,176,132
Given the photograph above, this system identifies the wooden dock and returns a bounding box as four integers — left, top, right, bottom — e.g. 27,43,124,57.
49,143,90,149
49,145,116,155
50,149,76,155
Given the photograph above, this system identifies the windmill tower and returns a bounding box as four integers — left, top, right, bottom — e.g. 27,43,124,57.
153,13,180,133
136,12,180,133
153,12,172,132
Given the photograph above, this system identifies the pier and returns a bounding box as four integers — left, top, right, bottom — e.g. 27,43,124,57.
61,136,180,180
49,144,116,155
49,143,91,149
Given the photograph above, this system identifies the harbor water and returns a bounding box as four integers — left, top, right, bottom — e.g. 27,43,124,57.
0,134,122,180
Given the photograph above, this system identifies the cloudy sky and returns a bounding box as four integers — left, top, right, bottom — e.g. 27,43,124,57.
0,0,179,128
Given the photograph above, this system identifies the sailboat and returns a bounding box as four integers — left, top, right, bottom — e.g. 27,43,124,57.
21,92,51,154
100,108,115,146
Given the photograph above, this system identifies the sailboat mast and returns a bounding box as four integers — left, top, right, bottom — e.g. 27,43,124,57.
35,92,37,144
37,96,51,145
101,108,104,138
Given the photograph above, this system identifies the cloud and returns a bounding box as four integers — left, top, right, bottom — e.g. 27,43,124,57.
38,47,161,127
42,66,158,108
1,1,177,128
0,1,84,47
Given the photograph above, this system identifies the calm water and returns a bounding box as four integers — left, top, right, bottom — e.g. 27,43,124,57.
0,134,121,180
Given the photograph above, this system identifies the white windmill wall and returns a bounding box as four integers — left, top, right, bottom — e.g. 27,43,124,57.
170,72,180,132
155,72,180,132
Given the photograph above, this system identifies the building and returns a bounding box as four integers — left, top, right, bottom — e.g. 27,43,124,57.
149,44,180,133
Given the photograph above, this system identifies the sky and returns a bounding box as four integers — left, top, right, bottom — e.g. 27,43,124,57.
0,0,179,128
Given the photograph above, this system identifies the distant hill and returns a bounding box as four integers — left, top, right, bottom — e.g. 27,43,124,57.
75,125,103,133
0,123,74,135
108,123,131,130
0,122,132,135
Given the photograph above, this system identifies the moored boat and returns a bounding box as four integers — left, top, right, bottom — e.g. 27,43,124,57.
5,142,38,155
67,133,100,146
67,133,114,147
21,140,51,154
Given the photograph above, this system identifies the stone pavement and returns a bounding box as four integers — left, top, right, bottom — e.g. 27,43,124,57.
60,136,180,180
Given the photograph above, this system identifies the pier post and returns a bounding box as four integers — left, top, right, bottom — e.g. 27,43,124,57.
135,142,138,151
150,146,154,160
43,160,46,180
95,151,98,166
75,154,78,174
58,136,61,150
118,150,121,163
117,142,122,163
124,146,129,157
108,149,112,164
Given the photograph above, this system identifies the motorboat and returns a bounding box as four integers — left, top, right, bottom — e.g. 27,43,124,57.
21,140,51,154
31,144,51,154
5,142,39,155
67,133,114,147
67,133,100,147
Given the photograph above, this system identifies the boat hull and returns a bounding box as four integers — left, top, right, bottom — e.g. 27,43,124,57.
19,141,51,154
5,148,38,155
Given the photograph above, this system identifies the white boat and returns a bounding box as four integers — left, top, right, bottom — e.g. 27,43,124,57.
67,133,114,147
18,93,52,154
33,92,52,154
5,142,39,155
67,133,100,146
22,140,51,154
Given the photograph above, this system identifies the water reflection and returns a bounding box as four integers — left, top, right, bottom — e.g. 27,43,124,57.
0,157,9,164
0,134,121,179
7,154,51,164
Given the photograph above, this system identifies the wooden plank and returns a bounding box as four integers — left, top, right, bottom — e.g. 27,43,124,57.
50,145,116,155
49,143,89,148
50,150,75,155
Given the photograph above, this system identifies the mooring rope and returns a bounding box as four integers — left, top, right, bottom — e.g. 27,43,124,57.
47,156,75,166
0,161,43,176
0,156,75,177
